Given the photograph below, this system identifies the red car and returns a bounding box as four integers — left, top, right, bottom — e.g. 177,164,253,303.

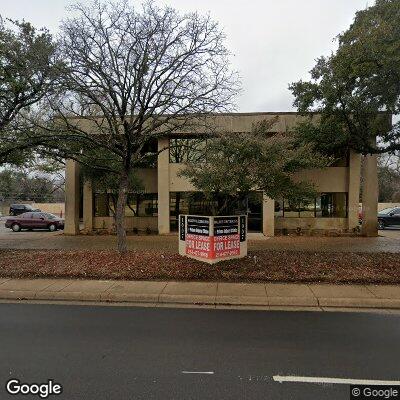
5,212,65,232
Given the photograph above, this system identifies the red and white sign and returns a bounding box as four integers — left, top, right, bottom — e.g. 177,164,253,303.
179,215,247,264
185,234,240,260
213,234,240,258
185,234,213,259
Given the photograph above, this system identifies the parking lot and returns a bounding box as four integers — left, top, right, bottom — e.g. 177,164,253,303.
0,216,64,242
1,216,399,253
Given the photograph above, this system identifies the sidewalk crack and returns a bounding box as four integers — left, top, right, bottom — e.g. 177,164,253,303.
157,282,168,303
307,285,323,310
364,285,378,298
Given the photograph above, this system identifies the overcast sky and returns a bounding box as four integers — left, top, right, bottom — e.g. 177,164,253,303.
1,0,371,112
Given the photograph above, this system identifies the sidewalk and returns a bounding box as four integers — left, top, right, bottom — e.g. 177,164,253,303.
0,277,399,311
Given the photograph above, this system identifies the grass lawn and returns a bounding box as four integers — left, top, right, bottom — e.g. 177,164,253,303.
0,249,400,284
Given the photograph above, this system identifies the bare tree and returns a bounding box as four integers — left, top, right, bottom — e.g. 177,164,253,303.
51,0,239,252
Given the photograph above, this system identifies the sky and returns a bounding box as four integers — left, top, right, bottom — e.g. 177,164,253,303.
0,0,371,112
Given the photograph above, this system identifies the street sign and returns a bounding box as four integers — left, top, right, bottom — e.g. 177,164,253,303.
178,215,247,264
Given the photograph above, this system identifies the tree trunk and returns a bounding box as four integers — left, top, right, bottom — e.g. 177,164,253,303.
116,169,129,253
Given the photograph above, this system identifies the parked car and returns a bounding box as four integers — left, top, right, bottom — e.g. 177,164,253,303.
9,204,41,216
378,207,400,230
5,212,64,232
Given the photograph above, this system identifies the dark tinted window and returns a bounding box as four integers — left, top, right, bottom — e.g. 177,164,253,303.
393,208,400,215
43,213,57,220
21,213,33,219
278,193,348,218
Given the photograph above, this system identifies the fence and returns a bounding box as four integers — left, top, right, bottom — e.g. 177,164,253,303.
0,202,65,217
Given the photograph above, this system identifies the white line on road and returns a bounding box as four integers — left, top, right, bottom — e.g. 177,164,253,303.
181,371,214,375
273,376,400,386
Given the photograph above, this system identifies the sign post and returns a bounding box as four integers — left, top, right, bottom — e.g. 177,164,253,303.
179,215,247,264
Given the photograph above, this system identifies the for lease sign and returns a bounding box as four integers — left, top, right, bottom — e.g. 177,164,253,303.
185,234,240,259
181,215,247,263
214,235,240,258
213,217,240,258
186,234,213,259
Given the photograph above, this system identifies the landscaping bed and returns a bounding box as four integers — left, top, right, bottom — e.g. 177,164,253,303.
1,249,400,284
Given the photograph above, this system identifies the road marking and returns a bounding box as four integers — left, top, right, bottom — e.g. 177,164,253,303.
273,376,400,386
182,371,214,375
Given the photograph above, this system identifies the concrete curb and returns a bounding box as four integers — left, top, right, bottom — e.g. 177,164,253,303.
1,289,400,310
1,279,400,311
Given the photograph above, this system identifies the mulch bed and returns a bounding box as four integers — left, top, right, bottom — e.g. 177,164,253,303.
1,249,400,285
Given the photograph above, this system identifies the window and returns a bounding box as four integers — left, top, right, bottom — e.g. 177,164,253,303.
299,199,316,217
41,213,57,220
278,193,348,218
94,193,157,218
138,139,158,168
320,193,347,218
137,194,158,217
169,191,263,231
284,200,300,218
21,213,33,219
318,193,333,217
274,199,284,217
169,139,186,163
94,193,109,217
187,139,207,163
169,138,207,163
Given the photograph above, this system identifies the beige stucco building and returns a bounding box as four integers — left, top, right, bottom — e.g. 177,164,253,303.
64,112,376,237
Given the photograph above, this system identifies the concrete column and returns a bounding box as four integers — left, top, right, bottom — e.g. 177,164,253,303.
348,150,361,231
262,195,275,237
158,138,170,234
64,160,80,235
83,180,93,231
361,153,378,236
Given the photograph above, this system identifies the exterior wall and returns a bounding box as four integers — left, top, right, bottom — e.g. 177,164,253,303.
171,112,317,135
80,168,157,233
168,163,355,236
64,112,366,236
292,168,348,192
168,165,351,193
83,180,93,231
348,151,361,231
169,164,196,192
361,154,379,236
262,196,274,236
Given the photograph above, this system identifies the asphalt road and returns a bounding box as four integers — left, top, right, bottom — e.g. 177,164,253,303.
1,303,400,399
